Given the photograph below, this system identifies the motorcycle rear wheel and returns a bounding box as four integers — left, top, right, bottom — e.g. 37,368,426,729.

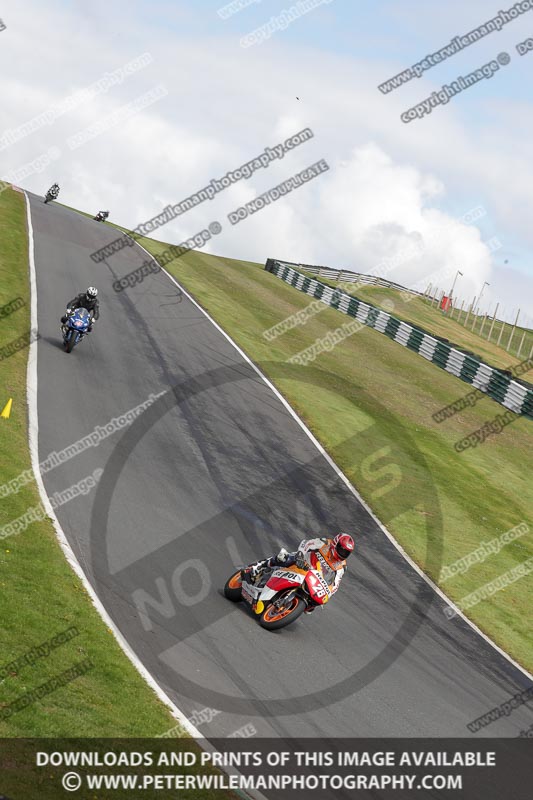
259,595,305,630
224,571,242,601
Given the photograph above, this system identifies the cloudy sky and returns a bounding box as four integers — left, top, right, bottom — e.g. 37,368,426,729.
1,0,532,324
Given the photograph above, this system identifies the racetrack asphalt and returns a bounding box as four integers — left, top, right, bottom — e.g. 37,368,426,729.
28,191,533,752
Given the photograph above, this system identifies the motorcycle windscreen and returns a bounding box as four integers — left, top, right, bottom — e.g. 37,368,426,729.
309,551,336,584
71,308,91,328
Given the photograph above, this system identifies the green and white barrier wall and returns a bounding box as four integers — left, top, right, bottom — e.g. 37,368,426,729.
264,259,533,420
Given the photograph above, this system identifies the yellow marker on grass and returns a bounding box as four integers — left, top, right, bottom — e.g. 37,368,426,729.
1,398,13,419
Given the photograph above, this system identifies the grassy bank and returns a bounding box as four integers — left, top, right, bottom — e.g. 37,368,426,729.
0,188,180,737
134,236,532,672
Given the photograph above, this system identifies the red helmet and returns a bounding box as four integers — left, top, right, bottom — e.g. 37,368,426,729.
331,533,355,561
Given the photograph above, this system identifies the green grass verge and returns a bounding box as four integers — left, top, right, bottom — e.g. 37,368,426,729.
0,189,181,739
131,235,532,672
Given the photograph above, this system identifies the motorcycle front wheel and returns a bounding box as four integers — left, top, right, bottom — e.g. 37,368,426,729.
65,332,76,353
259,594,305,630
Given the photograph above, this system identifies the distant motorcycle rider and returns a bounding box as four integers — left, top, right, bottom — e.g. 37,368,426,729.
48,182,60,197
61,286,99,332
246,533,355,610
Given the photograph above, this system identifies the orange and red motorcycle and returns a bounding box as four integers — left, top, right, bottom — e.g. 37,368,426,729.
224,557,333,631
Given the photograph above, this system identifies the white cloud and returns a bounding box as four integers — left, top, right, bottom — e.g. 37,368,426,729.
0,0,531,321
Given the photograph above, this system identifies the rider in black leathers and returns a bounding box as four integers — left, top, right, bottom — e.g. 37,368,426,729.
61,287,100,332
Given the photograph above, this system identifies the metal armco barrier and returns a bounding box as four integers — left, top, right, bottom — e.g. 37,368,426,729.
290,263,426,295
264,259,533,420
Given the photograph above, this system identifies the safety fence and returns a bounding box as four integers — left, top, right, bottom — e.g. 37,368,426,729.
264,259,533,420
293,263,426,296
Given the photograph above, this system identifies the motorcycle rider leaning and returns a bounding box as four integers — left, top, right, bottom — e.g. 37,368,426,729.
61,286,99,332
246,533,355,612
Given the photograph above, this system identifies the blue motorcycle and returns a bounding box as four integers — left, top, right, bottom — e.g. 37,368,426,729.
61,308,91,353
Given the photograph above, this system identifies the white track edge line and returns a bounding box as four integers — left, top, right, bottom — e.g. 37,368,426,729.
24,192,199,734
23,193,263,800
133,236,533,685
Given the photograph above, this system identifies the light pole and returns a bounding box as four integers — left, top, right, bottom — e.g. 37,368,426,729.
476,281,490,314
448,269,463,300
